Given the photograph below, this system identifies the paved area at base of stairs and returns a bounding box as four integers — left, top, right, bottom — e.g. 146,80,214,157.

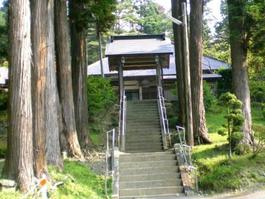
133,188,265,199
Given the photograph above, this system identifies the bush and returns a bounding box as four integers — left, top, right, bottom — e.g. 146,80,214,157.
87,76,117,134
217,68,232,96
199,164,242,192
230,132,243,150
262,103,265,119
203,81,216,110
250,81,265,103
87,76,116,117
0,91,8,111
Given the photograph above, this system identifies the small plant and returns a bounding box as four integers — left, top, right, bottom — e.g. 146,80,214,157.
218,92,244,158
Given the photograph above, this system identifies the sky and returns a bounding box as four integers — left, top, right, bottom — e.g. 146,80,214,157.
0,0,222,32
154,0,222,33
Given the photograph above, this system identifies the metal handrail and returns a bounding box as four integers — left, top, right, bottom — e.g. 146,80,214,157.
157,86,171,149
175,125,198,192
105,128,116,197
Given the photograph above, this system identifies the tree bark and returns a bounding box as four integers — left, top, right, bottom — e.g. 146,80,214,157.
31,0,48,178
171,0,185,126
96,24,104,77
3,0,34,191
55,0,84,158
69,0,90,148
227,0,253,144
190,0,211,144
45,0,63,167
181,2,194,146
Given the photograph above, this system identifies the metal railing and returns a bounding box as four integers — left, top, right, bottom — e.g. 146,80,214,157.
119,91,126,151
175,125,198,192
157,86,171,149
105,128,117,197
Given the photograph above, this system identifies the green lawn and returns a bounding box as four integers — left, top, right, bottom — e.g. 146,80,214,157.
0,161,109,199
193,105,265,193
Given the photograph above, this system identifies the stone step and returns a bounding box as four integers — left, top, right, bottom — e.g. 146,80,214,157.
126,127,161,131
125,146,162,153
120,172,181,182
120,160,177,169
120,179,181,189
126,127,160,130
119,186,183,197
125,139,161,145
126,133,161,139
126,119,160,123
127,110,158,113
126,130,161,135
120,152,175,162
126,122,160,129
120,165,177,175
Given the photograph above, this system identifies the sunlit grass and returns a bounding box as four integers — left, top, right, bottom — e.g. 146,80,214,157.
193,105,265,193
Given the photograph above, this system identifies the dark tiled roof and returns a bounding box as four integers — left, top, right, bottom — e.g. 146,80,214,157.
105,34,173,56
87,54,229,79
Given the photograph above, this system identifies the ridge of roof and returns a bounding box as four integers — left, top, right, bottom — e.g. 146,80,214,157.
110,34,165,42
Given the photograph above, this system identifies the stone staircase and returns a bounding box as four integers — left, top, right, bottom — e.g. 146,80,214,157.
117,100,184,198
125,100,162,152
119,151,183,199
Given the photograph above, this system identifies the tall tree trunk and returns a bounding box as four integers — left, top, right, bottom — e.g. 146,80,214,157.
31,0,48,178
96,24,104,77
45,0,63,167
190,0,211,144
227,0,253,144
171,0,185,126
3,0,34,191
69,0,90,148
55,0,83,158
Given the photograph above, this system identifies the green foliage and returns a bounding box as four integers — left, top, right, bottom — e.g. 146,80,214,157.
249,70,265,103
199,163,242,192
136,0,171,36
203,82,216,110
230,132,243,150
87,76,117,135
217,68,232,95
87,76,116,118
218,92,244,157
114,0,172,37
0,91,8,111
193,105,265,193
262,104,265,119
0,2,8,64
49,161,108,199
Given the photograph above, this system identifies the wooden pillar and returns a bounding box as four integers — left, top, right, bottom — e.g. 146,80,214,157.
119,57,125,98
139,85,143,101
155,55,162,88
182,2,194,146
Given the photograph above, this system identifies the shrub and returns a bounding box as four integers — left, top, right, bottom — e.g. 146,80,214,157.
217,68,232,96
218,92,244,158
230,132,243,149
87,76,117,134
203,81,216,110
0,91,8,111
262,103,265,119
250,81,265,103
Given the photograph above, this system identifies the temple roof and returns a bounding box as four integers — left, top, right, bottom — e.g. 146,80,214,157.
105,34,173,71
87,54,229,80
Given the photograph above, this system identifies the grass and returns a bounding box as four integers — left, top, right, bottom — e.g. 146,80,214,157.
49,160,109,199
193,105,265,193
0,160,109,199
